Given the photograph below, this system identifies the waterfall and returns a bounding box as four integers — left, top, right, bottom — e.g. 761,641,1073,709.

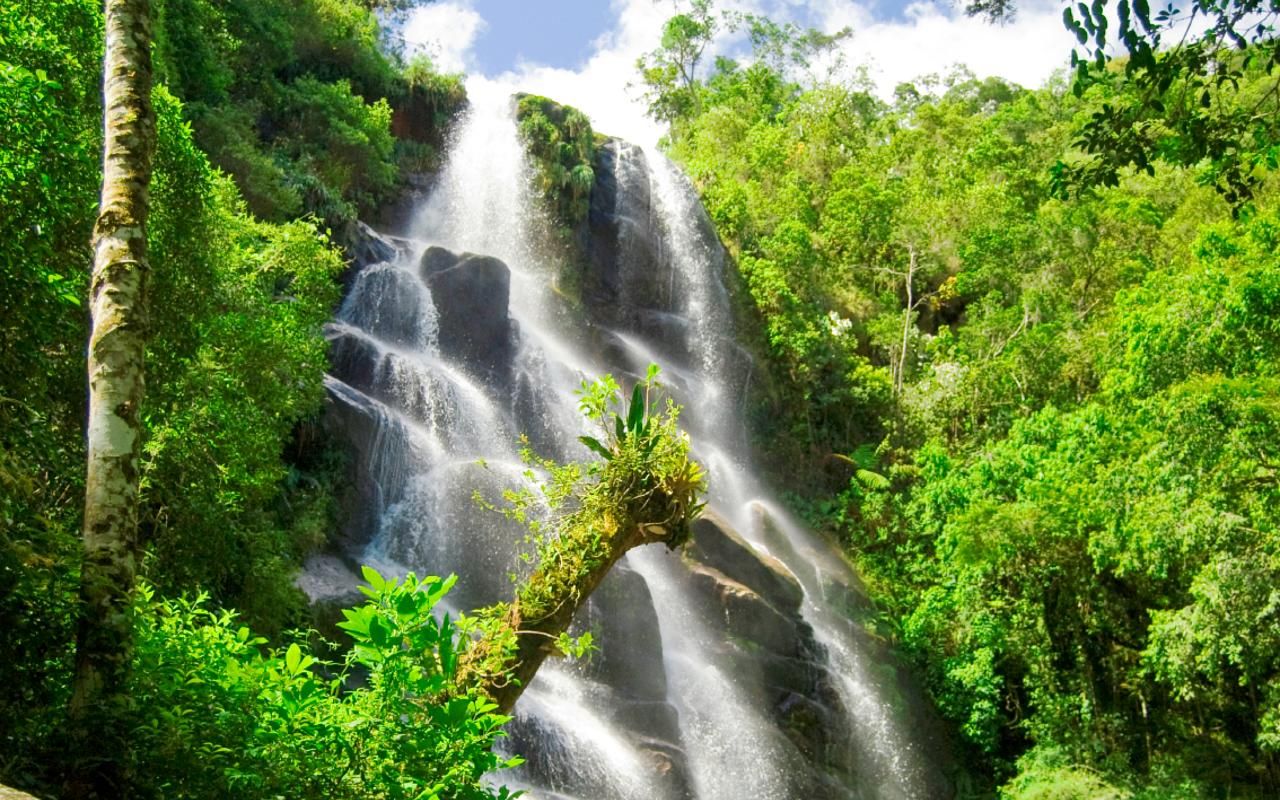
318,84,949,799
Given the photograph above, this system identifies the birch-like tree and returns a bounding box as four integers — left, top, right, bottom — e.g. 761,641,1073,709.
68,0,155,794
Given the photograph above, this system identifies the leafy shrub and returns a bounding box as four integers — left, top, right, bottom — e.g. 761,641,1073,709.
125,570,521,800
139,88,345,632
515,94,596,226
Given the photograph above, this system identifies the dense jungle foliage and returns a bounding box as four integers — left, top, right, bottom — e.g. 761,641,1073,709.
515,93,598,227
0,0,499,795
5,0,1280,795
641,2,1280,796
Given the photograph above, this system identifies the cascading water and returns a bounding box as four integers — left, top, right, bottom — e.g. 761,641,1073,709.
315,82,950,799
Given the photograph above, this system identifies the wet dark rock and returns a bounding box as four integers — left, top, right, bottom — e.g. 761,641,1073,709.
629,309,693,363
611,699,682,744
759,651,821,700
346,220,398,269
507,709,691,800
635,738,694,800
335,221,413,295
687,511,804,615
419,246,518,384
579,562,668,702
323,378,412,548
328,333,441,425
296,553,366,644
687,563,800,656
586,140,678,328
339,266,429,348
777,693,830,760
327,330,380,394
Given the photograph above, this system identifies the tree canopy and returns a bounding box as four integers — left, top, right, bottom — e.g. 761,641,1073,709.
641,1,1280,795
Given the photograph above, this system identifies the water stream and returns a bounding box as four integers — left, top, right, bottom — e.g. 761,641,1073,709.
319,84,948,799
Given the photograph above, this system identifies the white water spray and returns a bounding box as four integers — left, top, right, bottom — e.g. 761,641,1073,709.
320,82,945,799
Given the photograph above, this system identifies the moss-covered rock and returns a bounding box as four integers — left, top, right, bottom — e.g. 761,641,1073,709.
515,93,596,227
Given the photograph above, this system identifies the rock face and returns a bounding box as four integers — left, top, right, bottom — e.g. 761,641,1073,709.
322,376,411,549
585,140,683,356
687,512,804,614
682,512,816,689
336,220,411,294
347,220,399,270
296,553,368,645
322,244,522,550
420,246,518,385
679,511,864,788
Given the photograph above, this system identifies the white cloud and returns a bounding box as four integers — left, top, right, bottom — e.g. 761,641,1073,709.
405,0,1082,149
478,0,673,148
402,1,488,74
814,0,1077,95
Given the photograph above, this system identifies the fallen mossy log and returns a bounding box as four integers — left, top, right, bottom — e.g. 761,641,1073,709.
457,369,704,713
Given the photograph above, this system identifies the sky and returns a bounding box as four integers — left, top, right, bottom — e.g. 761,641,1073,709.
401,0,1081,147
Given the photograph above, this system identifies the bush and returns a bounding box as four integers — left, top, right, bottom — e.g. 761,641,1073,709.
125,570,521,799
515,94,596,226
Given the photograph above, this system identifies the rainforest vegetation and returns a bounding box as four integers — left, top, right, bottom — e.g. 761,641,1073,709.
639,0,1280,796
0,0,705,796
2,0,1279,797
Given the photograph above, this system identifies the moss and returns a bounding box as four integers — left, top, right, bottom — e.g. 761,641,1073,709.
515,93,596,227
456,370,706,712
391,56,467,172
512,93,599,307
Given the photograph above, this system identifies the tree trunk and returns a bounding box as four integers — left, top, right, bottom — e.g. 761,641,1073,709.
68,0,155,795
468,515,684,714
896,246,916,396
456,401,704,714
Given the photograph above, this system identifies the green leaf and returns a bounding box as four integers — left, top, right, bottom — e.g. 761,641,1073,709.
285,643,302,675
439,614,456,676
578,435,613,460
856,469,890,490
627,384,645,433
361,564,385,593
396,589,419,618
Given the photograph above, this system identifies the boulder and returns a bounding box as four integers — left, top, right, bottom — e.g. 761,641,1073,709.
585,140,677,324
776,692,831,760
629,308,693,364
579,562,668,702
758,650,821,700
323,377,414,548
419,246,517,383
687,563,800,656
336,220,408,295
326,330,380,396
635,738,695,800
345,220,399,269
296,553,367,647
611,699,682,743
340,264,432,348
687,511,804,615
